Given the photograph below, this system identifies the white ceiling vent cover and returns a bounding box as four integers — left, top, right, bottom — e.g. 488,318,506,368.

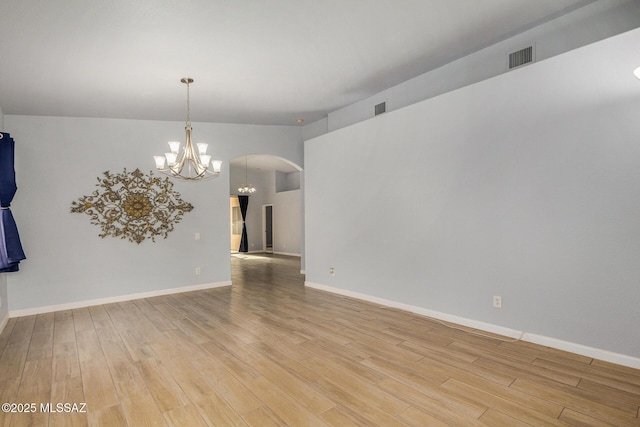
509,46,534,69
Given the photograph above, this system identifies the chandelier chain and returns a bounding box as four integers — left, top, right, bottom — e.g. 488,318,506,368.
238,155,256,193
185,80,191,127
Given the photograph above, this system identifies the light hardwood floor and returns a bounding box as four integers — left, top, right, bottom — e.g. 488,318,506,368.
0,254,639,426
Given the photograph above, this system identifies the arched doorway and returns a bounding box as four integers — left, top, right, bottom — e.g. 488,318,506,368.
229,154,305,273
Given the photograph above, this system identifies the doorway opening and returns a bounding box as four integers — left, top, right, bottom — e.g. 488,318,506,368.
263,204,273,253
228,154,305,273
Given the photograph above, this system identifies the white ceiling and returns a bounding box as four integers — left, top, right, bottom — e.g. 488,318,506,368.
0,0,593,128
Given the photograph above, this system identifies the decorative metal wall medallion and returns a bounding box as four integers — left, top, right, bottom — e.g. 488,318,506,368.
71,168,193,244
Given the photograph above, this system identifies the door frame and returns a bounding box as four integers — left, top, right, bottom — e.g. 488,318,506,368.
262,204,273,253
229,196,242,252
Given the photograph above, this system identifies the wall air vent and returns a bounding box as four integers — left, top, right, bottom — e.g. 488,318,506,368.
509,46,534,69
375,102,386,116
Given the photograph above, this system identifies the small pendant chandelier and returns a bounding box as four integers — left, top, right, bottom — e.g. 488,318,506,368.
238,156,256,194
153,78,222,181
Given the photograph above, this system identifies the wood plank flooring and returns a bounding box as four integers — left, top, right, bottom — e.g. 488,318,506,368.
0,253,639,426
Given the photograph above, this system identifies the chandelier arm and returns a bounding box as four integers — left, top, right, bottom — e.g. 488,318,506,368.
159,169,219,182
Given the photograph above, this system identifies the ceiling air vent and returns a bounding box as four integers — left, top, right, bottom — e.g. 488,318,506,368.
375,102,386,116
509,46,534,69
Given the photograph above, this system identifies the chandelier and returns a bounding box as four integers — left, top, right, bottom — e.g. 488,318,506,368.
238,156,256,194
153,78,222,181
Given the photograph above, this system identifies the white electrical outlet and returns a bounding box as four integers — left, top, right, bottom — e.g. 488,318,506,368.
195,267,201,275
493,296,502,308
329,267,335,276
195,232,201,240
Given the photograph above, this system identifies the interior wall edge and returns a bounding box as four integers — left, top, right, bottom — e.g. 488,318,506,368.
0,312,8,336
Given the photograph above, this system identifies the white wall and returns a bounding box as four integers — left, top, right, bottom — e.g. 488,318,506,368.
0,274,7,326
262,169,302,256
270,191,301,256
305,29,640,360
0,106,10,324
5,115,302,312
322,0,640,135
275,171,300,192
303,117,327,141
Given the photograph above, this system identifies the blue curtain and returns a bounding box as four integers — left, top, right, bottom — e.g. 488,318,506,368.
238,195,249,253
0,132,26,272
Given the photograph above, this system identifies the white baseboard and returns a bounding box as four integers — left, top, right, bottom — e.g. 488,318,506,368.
0,312,8,335
239,250,302,263
9,281,232,318
274,251,301,257
305,281,640,370
237,251,300,257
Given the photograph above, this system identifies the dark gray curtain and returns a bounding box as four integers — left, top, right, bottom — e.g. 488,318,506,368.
238,195,249,252
0,133,26,272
